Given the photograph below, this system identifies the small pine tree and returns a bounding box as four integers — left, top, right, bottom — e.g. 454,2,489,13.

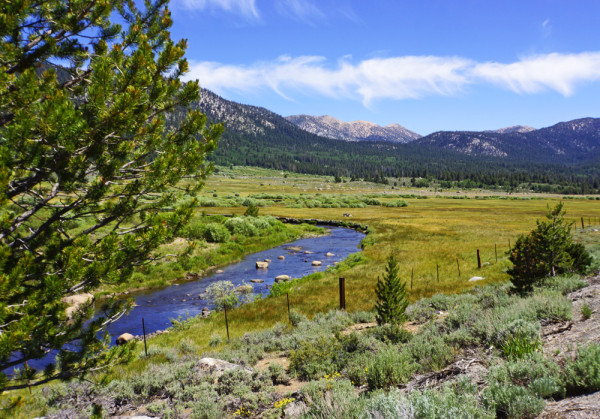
508,202,592,293
375,255,409,326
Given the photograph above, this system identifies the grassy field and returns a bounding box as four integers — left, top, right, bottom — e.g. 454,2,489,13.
102,168,600,377
5,166,600,417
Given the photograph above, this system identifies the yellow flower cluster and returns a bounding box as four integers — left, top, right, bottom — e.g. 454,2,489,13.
233,406,252,417
274,397,295,409
323,371,342,381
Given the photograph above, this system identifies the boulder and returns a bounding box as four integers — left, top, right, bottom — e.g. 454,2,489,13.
196,357,253,378
236,284,254,294
116,333,135,345
278,255,285,260
216,269,224,274
264,259,272,263
62,293,94,319
285,246,302,251
275,275,290,282
326,252,335,257
469,276,485,282
312,261,322,266
303,250,313,254
250,279,264,283
256,261,269,269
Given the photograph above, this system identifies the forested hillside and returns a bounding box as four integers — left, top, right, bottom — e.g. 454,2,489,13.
170,89,600,194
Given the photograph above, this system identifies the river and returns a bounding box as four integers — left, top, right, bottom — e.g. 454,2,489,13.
105,225,365,343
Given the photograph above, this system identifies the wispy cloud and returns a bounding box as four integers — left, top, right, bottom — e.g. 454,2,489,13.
185,52,600,103
275,0,324,23
541,18,552,38
472,52,600,96
178,0,259,20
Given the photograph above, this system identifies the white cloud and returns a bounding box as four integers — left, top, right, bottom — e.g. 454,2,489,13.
275,0,324,23
178,0,259,19
185,52,600,104
472,52,600,96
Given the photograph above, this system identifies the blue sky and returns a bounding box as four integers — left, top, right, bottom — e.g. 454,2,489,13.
168,0,600,135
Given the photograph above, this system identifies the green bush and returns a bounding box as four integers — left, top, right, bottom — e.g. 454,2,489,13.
487,353,564,399
384,199,408,207
496,319,541,359
300,378,363,418
224,217,259,237
203,222,231,243
366,345,417,390
289,336,342,380
564,343,600,395
405,329,454,372
483,383,545,418
267,363,290,385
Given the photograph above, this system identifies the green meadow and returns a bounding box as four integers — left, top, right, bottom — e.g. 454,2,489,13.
5,166,600,417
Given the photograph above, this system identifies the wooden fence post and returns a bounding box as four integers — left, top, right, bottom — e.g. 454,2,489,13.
339,277,346,310
411,267,414,290
224,306,230,343
495,244,498,262
477,249,482,269
436,264,439,283
581,217,585,229
142,318,148,357
287,292,291,323
456,259,461,277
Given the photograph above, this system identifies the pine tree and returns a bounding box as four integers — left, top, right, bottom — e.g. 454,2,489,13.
0,0,223,390
508,202,592,292
375,255,409,326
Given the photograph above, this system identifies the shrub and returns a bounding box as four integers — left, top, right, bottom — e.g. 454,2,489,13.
203,223,231,243
289,336,342,380
483,383,545,418
366,345,417,390
384,199,408,207
564,343,600,395
267,363,290,385
224,217,258,237
367,324,413,345
487,353,564,399
495,319,541,359
405,328,454,372
581,302,593,320
288,309,307,327
300,378,362,418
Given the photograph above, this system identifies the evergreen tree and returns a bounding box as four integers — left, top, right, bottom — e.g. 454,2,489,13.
0,0,223,390
508,202,592,292
375,255,409,326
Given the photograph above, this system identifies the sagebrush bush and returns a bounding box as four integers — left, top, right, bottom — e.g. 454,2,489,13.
495,319,541,359
300,378,363,418
483,382,545,418
289,336,342,380
366,345,417,390
224,217,259,237
405,328,454,372
564,343,600,395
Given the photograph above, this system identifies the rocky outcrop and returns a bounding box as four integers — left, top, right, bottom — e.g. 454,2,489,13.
196,358,253,378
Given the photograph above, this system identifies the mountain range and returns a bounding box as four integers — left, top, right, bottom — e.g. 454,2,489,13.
285,114,421,143
172,87,600,193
